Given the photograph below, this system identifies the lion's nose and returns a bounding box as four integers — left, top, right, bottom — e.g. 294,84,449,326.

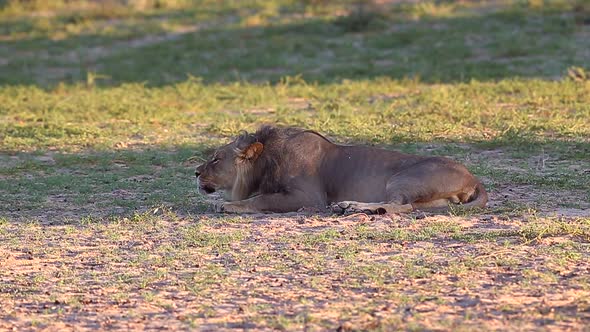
195,170,200,178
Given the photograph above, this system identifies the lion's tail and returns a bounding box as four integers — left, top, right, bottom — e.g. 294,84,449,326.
462,181,488,209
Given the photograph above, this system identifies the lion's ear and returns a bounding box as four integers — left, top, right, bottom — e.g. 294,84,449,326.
239,142,264,161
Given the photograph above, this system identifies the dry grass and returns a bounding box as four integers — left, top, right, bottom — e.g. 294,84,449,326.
1,212,589,330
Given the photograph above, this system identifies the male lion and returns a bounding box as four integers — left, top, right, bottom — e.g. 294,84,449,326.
196,126,487,214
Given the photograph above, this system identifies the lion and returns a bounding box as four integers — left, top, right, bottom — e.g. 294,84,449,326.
196,126,488,214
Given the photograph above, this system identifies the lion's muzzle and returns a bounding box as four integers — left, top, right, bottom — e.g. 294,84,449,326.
196,176,216,195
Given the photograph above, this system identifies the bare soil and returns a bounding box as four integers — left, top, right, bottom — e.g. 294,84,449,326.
1,210,589,331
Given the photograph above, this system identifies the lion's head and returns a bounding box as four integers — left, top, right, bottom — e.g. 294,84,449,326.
195,132,264,201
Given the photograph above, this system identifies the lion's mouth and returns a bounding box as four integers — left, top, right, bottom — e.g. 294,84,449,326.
197,177,216,195
200,185,215,194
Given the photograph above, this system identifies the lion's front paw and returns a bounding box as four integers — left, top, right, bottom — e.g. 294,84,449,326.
329,203,344,214
330,201,371,215
215,202,256,214
330,201,412,215
214,202,225,213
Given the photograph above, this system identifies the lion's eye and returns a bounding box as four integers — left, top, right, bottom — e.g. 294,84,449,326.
212,158,220,164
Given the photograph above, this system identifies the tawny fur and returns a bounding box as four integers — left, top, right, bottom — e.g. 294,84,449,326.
196,126,488,214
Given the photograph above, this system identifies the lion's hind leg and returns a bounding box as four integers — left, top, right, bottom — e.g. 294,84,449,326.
384,157,481,211
331,201,413,215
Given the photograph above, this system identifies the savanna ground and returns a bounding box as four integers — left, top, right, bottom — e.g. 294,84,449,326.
1,0,589,330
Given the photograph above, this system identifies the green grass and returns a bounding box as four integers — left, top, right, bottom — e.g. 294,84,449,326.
1,0,590,330
2,76,588,217
0,1,588,86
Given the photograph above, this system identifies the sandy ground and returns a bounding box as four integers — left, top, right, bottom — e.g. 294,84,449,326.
1,209,589,331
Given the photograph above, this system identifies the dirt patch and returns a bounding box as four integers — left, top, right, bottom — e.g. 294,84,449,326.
490,184,590,217
470,148,590,217
0,213,588,331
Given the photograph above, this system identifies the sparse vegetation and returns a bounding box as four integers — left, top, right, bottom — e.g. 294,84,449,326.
1,0,589,330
